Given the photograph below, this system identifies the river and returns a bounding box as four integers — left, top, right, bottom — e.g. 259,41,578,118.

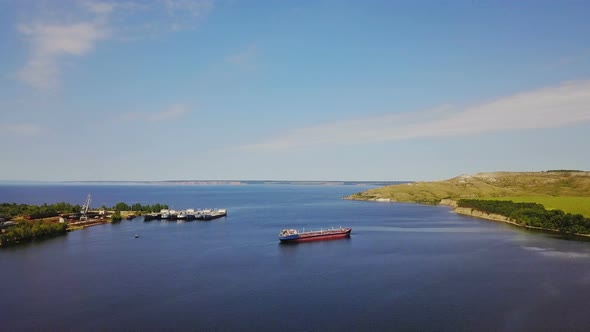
2,184,590,331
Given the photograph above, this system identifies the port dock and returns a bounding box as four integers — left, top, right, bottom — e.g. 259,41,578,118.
143,208,227,221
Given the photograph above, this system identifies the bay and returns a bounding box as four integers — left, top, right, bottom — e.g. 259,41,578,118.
2,184,590,331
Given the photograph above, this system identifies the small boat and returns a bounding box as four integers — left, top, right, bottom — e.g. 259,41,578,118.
279,227,352,243
134,234,140,238
160,209,170,219
126,214,136,220
143,213,158,221
177,211,187,219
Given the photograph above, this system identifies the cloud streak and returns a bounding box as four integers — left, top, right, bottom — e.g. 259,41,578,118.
226,44,258,67
81,1,115,14
17,16,108,90
123,104,189,122
238,80,590,151
16,0,214,90
0,123,43,135
161,0,214,17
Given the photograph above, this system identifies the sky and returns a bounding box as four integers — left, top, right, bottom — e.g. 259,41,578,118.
1,0,589,181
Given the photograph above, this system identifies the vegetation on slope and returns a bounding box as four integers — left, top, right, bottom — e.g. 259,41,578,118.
347,171,590,207
0,220,68,247
111,212,122,223
0,201,169,247
458,199,590,235
480,196,590,217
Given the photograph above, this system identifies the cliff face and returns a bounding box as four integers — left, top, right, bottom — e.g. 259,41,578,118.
440,199,515,224
453,207,515,224
439,199,457,208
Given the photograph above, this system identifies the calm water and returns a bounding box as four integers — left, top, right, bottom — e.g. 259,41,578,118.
2,184,590,331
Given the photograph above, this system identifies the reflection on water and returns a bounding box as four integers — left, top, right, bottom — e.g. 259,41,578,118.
356,225,485,233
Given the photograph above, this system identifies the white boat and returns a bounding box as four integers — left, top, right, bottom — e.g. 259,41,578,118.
186,208,196,220
160,209,170,219
199,208,228,220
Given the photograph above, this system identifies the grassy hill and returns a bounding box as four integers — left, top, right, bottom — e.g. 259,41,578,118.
346,171,590,216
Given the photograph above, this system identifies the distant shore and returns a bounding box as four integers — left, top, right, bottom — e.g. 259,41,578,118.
58,180,406,186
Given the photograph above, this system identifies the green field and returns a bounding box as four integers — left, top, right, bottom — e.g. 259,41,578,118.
482,196,590,217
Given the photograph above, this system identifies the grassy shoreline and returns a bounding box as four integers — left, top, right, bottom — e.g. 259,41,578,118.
447,201,590,239
346,171,590,216
346,171,590,238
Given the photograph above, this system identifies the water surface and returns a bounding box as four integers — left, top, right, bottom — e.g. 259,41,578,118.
2,184,590,331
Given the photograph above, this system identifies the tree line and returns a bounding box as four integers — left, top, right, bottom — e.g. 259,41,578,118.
0,220,68,247
0,202,81,219
458,199,590,235
108,202,169,213
0,202,170,219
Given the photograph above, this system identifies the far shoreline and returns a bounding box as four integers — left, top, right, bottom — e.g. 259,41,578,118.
0,180,409,187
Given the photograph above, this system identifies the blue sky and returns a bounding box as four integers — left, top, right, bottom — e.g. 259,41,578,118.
1,0,589,181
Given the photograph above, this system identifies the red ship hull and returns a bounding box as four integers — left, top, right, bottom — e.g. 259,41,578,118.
279,228,352,243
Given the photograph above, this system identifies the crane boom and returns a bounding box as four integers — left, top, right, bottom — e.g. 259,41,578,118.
80,194,92,221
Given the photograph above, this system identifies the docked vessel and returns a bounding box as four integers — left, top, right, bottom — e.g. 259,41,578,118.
186,209,196,221
279,227,352,243
143,213,159,221
198,209,227,221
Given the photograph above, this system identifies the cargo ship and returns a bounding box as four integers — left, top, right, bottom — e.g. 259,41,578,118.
278,227,352,243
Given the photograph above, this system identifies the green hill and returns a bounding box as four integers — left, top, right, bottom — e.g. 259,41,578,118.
346,171,590,216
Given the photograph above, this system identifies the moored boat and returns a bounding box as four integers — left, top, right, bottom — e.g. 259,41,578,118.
279,227,351,243
197,208,227,221
186,209,196,221
143,213,158,221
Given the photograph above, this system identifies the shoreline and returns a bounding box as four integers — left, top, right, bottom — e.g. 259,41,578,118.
438,199,585,236
348,196,590,239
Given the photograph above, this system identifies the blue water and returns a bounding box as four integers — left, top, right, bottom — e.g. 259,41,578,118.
2,184,590,331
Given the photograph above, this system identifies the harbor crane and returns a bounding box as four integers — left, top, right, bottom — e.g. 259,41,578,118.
80,194,92,221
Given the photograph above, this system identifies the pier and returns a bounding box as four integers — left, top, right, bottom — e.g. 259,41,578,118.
143,208,228,221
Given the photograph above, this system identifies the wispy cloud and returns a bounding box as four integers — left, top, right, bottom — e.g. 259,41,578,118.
226,44,258,67
16,0,215,90
238,80,590,151
17,6,109,91
81,1,115,14
161,0,214,17
159,0,214,31
0,123,43,135
123,104,189,122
